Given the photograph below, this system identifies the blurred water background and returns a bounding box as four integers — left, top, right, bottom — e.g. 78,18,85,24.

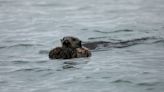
0,0,164,92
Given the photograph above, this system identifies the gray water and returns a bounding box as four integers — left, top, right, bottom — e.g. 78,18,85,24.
0,0,164,92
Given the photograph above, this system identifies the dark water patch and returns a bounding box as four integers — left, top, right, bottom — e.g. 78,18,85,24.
62,60,88,70
101,76,112,79
0,80,8,87
108,38,125,42
142,71,151,74
94,30,110,33
12,60,30,64
14,67,53,73
4,39,32,43
88,36,123,42
15,68,36,72
1,44,43,49
136,81,160,86
83,37,160,50
88,36,108,40
81,28,89,31
62,64,76,69
115,29,133,32
34,3,58,7
33,2,66,7
36,60,47,63
56,69,63,71
0,1,15,6
0,80,7,84
41,72,54,77
12,60,48,64
111,79,133,84
0,46,6,49
94,29,133,34
64,61,78,65
11,44,38,47
39,50,49,54
85,76,92,79
35,68,52,72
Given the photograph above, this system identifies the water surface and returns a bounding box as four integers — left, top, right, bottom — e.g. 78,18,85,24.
0,0,164,92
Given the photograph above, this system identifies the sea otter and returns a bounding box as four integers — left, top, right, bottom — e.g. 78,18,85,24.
49,36,91,59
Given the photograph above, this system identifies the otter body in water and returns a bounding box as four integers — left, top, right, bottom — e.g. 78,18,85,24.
49,36,91,59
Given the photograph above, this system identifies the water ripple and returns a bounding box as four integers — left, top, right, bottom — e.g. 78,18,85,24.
12,60,30,64
0,43,43,49
39,50,49,54
62,65,77,69
94,29,133,34
14,68,53,72
136,81,161,86
111,79,133,84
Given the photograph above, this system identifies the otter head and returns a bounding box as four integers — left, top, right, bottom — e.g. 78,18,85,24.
61,36,82,48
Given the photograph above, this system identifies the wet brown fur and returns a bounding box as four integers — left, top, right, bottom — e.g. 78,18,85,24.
49,36,91,59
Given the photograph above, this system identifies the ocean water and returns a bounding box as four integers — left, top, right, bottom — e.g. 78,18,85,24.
0,0,164,92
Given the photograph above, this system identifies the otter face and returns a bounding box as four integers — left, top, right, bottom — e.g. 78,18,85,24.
61,36,82,48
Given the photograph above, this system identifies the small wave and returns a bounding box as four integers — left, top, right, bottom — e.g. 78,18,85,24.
64,61,78,65
35,68,52,72
11,60,48,64
101,76,111,79
36,60,47,63
14,68,52,72
15,68,36,72
41,72,54,77
12,43,42,47
11,44,35,47
1,44,43,49
33,3,65,7
81,28,89,31
111,79,132,84
12,60,29,64
88,37,122,42
88,36,108,40
94,29,133,34
136,81,160,86
62,64,78,69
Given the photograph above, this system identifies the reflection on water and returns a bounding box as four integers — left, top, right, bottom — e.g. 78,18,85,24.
0,0,164,92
